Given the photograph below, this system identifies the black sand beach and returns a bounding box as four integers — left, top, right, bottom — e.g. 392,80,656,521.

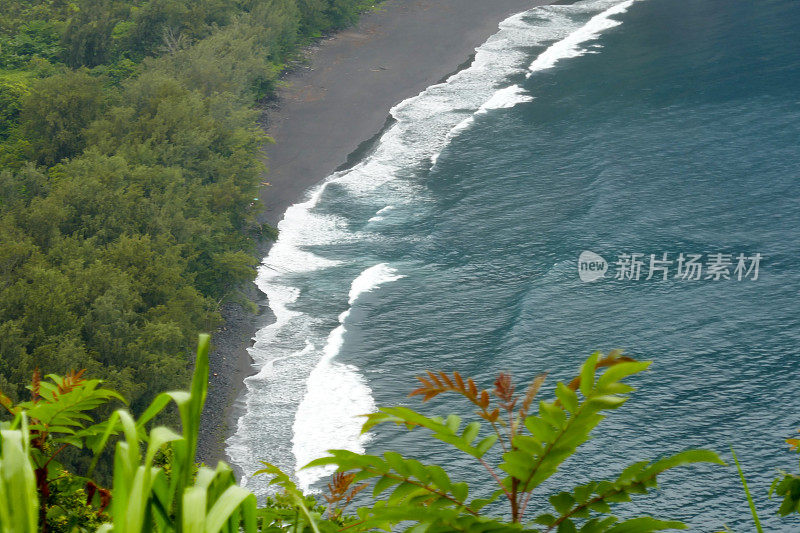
197,0,549,466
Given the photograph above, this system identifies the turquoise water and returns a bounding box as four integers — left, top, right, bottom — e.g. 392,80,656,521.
229,0,800,528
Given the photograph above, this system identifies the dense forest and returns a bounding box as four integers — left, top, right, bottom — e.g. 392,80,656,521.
0,0,374,411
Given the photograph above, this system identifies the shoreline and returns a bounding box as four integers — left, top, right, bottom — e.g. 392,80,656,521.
196,0,549,467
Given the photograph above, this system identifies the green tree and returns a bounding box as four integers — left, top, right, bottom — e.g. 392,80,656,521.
0,74,30,140
18,69,107,166
61,0,123,68
0,0,376,431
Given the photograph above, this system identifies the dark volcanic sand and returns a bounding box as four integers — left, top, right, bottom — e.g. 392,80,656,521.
197,0,549,466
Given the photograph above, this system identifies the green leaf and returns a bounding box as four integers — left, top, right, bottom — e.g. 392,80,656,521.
450,481,469,503
586,395,627,409
373,475,401,496
388,481,422,505
204,487,258,533
445,414,461,433
641,449,725,478
385,451,411,477
587,500,612,514
595,362,651,392
534,513,557,526
0,425,38,533
462,421,481,444
604,517,686,532
731,447,764,533
540,401,567,428
469,489,501,512
426,465,452,492
525,415,557,442
616,461,649,484
550,492,576,515
475,434,498,457
558,518,578,533
406,458,431,484
360,407,493,459
555,383,579,413
579,352,600,397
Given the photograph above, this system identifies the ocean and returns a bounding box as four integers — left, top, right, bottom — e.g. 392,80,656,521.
226,0,800,528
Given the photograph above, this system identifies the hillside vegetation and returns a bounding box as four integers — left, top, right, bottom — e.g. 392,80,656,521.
0,0,373,410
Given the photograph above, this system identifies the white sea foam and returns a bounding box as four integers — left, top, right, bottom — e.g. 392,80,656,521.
368,205,395,222
292,264,404,490
478,85,535,114
526,0,635,75
227,0,640,497
252,340,315,381
227,182,354,486
433,0,639,169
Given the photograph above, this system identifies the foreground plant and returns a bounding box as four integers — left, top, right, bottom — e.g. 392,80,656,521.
0,334,260,533
0,420,38,533
281,351,726,532
4,341,764,532
771,431,800,517
725,433,800,532
0,369,123,531
90,334,258,533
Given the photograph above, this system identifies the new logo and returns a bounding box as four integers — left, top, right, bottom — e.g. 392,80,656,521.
578,251,608,282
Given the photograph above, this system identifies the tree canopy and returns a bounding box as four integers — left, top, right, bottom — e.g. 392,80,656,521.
0,0,376,409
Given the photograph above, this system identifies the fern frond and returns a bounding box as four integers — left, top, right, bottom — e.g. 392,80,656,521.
519,373,547,420
55,369,87,395
31,369,41,404
493,373,517,411
410,371,490,410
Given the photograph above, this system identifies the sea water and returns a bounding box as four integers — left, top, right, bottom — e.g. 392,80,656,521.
227,0,800,528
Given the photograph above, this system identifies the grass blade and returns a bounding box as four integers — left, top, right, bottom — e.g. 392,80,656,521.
731,446,763,533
